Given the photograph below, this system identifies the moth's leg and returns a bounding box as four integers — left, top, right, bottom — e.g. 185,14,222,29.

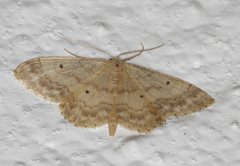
64,49,84,58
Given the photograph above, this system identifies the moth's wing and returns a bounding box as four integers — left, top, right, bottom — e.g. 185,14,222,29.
115,63,214,134
14,57,113,128
14,57,107,102
59,65,114,129
125,63,215,119
115,68,166,134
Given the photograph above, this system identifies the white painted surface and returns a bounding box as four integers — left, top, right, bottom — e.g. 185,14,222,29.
1,0,240,165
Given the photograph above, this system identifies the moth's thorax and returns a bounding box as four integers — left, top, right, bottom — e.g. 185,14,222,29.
108,58,125,95
109,58,124,71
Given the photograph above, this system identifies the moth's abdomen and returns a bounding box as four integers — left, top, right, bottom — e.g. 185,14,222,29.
108,59,123,96
109,71,122,97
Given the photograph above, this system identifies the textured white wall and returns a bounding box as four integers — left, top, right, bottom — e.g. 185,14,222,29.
1,0,240,165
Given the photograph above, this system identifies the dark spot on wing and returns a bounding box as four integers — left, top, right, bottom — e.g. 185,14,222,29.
85,90,89,94
166,81,170,85
140,95,144,98
59,64,63,68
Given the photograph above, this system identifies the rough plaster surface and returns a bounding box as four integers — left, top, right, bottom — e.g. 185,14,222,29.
1,0,240,166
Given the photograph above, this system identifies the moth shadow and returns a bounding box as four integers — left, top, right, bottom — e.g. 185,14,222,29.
114,134,151,150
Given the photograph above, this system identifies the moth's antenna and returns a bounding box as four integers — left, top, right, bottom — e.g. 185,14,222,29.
117,44,164,58
122,43,145,61
60,33,113,58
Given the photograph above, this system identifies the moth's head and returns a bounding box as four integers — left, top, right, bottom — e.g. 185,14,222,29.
109,57,120,61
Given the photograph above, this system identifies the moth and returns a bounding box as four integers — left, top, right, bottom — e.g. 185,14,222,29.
14,34,215,136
